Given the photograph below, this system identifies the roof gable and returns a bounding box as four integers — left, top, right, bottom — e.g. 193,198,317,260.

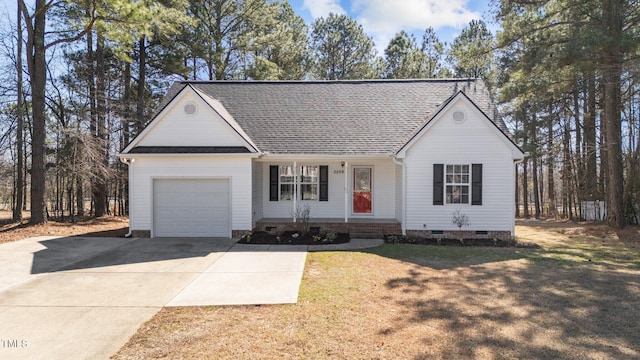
121,85,258,154
396,91,524,159
128,79,513,156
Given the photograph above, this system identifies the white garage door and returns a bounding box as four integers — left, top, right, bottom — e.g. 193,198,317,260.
153,179,230,237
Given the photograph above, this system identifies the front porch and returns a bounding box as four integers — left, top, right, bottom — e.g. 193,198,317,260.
255,218,401,239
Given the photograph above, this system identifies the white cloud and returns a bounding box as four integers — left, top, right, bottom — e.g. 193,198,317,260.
303,0,346,19
351,0,480,52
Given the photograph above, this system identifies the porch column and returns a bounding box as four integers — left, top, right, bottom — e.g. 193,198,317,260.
344,161,348,223
293,161,297,222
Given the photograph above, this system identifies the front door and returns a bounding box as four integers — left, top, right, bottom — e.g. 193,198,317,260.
353,167,372,214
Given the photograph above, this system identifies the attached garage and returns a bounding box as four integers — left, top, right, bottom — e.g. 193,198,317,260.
153,178,230,237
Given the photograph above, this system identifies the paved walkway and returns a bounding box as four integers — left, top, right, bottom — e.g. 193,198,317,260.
0,236,382,360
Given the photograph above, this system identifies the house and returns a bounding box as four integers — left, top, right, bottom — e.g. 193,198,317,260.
118,79,525,239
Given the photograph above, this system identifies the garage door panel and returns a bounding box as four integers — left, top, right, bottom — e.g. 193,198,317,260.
153,179,230,237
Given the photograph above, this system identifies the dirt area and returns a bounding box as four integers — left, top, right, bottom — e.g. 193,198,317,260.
0,211,129,244
111,219,640,360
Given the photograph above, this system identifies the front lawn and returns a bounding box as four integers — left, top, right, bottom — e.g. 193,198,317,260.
112,220,640,359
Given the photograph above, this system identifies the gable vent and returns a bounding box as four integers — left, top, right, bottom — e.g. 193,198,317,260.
452,110,465,123
184,102,197,115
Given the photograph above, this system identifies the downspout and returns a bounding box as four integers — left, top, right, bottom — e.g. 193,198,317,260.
392,156,406,236
119,157,135,238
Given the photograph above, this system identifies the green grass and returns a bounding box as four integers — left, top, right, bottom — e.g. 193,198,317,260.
113,222,640,360
363,243,530,268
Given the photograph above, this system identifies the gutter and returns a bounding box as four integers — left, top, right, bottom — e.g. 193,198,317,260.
119,157,135,238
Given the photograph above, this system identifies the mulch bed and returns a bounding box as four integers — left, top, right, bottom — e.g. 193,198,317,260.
238,231,350,245
384,234,540,248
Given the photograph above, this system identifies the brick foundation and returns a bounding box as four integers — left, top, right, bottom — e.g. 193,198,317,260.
232,230,251,238
255,220,401,237
406,230,513,240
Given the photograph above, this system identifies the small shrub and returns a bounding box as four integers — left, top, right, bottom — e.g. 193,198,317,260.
326,232,337,242
388,235,400,244
291,204,311,235
452,210,470,230
312,234,322,242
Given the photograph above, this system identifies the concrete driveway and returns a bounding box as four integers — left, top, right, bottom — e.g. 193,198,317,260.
0,236,307,360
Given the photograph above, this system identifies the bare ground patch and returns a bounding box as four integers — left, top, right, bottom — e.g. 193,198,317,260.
0,211,129,244
112,220,640,359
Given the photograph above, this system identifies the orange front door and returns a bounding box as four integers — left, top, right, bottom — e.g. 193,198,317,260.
353,167,372,214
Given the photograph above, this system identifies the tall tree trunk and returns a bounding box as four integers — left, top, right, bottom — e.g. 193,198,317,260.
13,0,24,222
136,36,146,134
585,73,598,200
27,0,48,224
574,85,584,201
602,0,625,228
530,112,541,218
547,109,557,217
76,176,84,216
599,96,607,199
122,61,131,215
532,152,541,218
563,118,573,218
522,110,530,218
93,31,107,217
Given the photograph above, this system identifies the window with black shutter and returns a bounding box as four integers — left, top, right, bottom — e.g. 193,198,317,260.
269,165,278,201
319,166,329,201
471,164,482,205
433,164,444,205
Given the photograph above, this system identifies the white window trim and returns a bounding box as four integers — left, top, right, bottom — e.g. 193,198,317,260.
445,164,470,205
278,165,320,201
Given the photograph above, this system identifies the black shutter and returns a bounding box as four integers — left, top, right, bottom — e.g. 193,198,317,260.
433,164,444,205
269,165,279,201
319,166,329,201
472,164,482,205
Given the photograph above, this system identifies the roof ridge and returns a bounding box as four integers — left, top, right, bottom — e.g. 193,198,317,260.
179,78,480,85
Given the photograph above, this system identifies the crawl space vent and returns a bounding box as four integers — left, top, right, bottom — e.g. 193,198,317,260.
452,110,465,123
184,102,197,115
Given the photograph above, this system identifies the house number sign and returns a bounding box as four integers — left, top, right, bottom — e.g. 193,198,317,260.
333,170,344,174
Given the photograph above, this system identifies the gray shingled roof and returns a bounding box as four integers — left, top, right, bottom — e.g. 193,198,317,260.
156,79,507,156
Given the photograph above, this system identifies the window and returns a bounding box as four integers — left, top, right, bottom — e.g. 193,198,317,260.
300,166,319,200
279,165,295,200
276,165,321,201
446,164,469,204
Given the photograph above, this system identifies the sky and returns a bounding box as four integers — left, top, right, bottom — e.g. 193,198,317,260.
0,0,496,57
288,0,496,53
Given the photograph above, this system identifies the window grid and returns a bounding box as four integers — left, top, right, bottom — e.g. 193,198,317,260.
446,164,469,204
279,165,319,201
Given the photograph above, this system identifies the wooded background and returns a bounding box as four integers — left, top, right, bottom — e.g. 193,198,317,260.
0,0,638,228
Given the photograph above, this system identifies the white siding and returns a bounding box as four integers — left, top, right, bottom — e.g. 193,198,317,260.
129,156,252,233
252,160,263,226
259,159,397,220
137,91,247,148
395,163,403,221
404,98,516,232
